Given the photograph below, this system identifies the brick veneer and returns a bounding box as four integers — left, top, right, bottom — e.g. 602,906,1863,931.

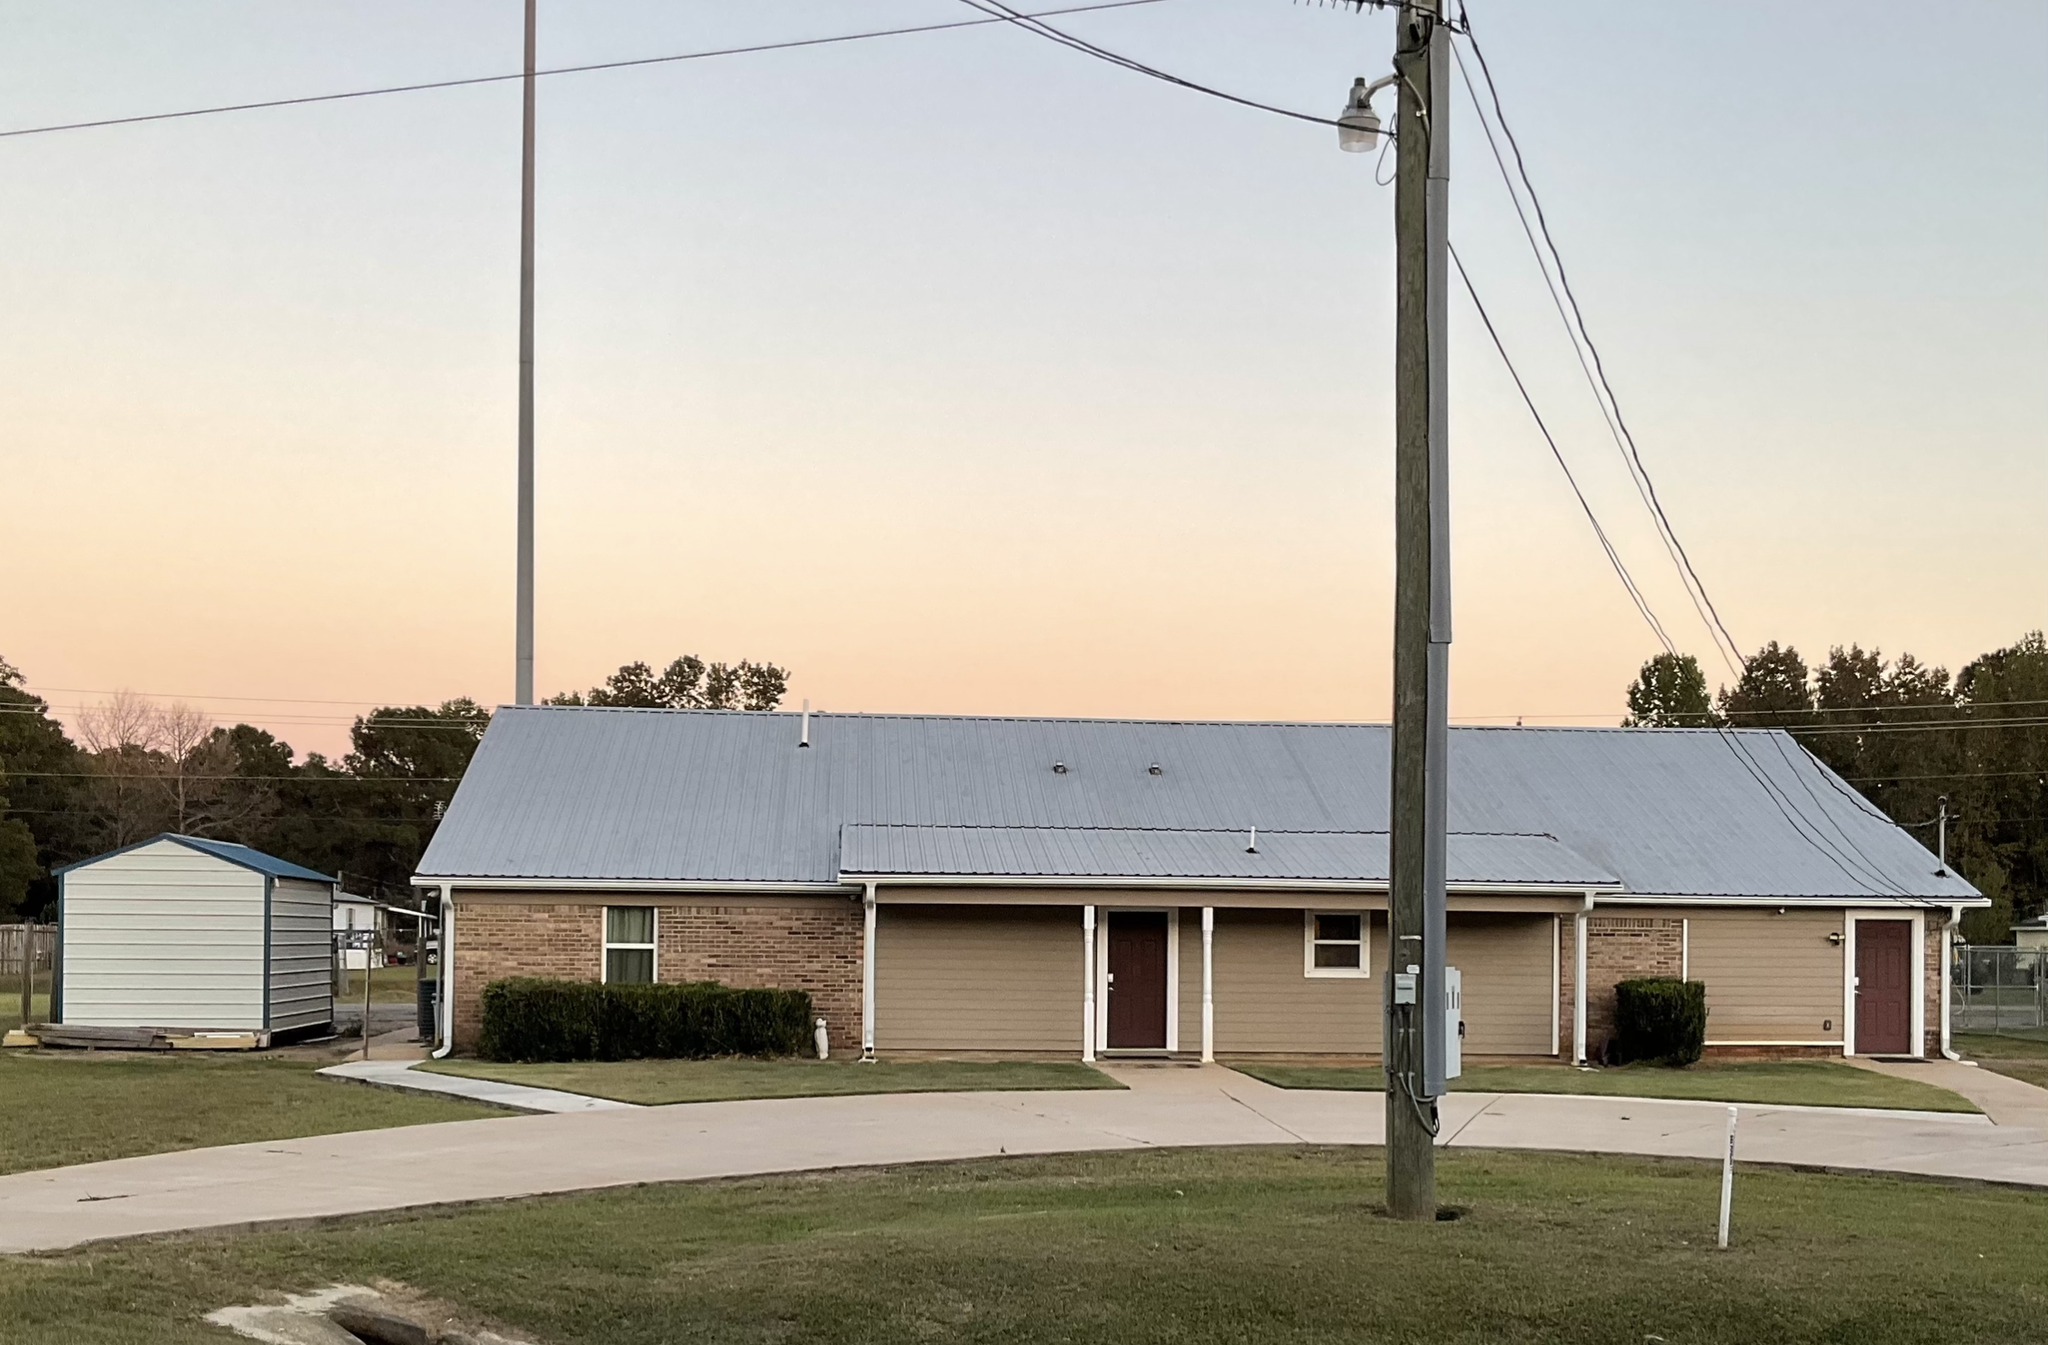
1579,915,1684,1060
450,895,863,1052
1924,911,1949,1057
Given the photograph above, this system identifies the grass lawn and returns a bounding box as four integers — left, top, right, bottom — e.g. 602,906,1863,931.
333,965,430,1005
6,1146,2048,1344
0,989,51,1036
1955,1030,2048,1090
419,1056,1122,1104
0,1053,500,1176
1234,1060,1979,1113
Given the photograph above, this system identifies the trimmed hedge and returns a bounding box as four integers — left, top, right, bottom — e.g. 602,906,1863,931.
1611,977,1708,1067
477,977,813,1063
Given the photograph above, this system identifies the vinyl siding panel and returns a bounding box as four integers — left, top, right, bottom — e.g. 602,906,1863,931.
874,905,1081,1054
1685,908,1845,1043
1212,909,1383,1056
60,840,266,1029
1448,913,1554,1056
268,876,334,1031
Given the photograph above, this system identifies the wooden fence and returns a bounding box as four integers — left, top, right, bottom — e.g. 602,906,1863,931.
1,923,57,978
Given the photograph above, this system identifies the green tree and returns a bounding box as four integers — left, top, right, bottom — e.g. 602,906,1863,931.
1623,653,1715,727
0,655,89,918
554,656,790,712
1949,633,2048,941
1717,642,1815,728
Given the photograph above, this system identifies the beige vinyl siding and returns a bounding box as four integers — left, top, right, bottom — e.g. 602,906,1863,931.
268,876,334,1031
874,904,1081,1054
1685,908,1844,1043
1179,912,1205,1052
1447,913,1554,1056
1213,909,1383,1056
59,839,266,1030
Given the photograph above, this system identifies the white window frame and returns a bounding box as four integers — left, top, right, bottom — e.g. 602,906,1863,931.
1304,909,1370,979
602,905,659,984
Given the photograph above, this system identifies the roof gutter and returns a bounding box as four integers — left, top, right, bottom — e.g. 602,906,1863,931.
1593,893,1987,909
410,875,855,895
840,873,1624,895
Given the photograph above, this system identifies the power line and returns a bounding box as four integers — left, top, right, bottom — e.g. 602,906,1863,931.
1454,14,1743,676
950,0,1376,133
0,0,1173,142
1451,245,1675,654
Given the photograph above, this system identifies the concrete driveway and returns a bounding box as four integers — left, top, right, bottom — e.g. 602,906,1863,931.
2,1062,2044,1255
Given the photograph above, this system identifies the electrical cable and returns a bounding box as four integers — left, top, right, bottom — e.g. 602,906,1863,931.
950,0,1380,135
0,0,1173,141
1451,245,1676,655
1454,15,1743,676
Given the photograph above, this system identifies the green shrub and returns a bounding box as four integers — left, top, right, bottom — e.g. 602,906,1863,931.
1611,977,1707,1067
478,978,813,1063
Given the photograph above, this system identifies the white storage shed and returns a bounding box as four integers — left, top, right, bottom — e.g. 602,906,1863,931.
54,834,335,1039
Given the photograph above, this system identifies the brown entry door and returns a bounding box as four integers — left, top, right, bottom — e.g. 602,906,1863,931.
1855,920,1913,1055
1106,912,1169,1050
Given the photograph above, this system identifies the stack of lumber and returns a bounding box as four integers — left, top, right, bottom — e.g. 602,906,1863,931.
9,1024,268,1051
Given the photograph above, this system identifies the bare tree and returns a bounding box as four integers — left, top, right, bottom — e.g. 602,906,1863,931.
77,691,171,846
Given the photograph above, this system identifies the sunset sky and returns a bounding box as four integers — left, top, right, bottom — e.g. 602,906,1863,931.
4,0,2043,760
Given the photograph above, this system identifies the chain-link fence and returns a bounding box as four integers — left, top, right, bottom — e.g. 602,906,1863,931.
1952,944,2048,1042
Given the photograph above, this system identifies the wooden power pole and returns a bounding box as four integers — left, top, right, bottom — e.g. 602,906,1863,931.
1385,0,1451,1221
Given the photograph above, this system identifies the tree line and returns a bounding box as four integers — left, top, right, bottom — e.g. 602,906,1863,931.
1624,632,2048,940
0,654,788,920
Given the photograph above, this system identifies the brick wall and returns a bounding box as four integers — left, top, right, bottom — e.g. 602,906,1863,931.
1925,911,1948,1057
451,903,603,1046
450,895,863,1051
1580,915,1684,1061
657,904,863,1052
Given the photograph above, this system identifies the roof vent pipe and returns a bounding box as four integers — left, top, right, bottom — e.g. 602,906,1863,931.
1246,826,1258,854
799,700,810,749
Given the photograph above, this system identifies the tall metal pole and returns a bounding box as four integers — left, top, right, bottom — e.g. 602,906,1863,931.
1385,0,1450,1222
514,0,538,706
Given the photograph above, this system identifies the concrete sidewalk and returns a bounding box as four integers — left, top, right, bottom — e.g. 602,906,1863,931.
319,1059,638,1115
3,1062,2044,1256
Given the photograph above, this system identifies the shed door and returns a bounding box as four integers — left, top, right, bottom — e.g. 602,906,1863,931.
1106,913,1168,1050
1855,920,1912,1055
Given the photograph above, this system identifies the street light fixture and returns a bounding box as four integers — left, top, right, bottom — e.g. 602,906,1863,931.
1337,74,1397,152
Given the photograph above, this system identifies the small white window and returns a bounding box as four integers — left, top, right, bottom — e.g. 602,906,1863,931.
1305,911,1369,978
604,906,656,984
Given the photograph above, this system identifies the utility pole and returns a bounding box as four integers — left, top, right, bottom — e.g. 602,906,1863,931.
514,0,538,706
1385,0,1451,1221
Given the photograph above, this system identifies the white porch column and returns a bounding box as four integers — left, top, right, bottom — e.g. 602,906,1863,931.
1572,898,1590,1065
431,882,454,1059
1082,905,1097,1063
861,884,877,1062
1201,906,1215,1063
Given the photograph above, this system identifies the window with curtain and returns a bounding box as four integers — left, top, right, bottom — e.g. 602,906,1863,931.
604,906,656,984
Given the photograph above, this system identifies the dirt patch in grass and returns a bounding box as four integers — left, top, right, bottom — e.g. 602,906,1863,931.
1234,1059,1978,1112
5,1146,2048,1343
419,1057,1121,1105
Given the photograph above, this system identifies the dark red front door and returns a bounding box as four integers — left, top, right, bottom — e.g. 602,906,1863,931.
1107,912,1169,1050
1856,920,1912,1055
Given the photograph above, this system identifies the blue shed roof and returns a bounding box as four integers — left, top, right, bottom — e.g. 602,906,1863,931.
56,833,335,884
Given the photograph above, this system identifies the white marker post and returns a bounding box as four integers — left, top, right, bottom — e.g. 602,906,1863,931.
1717,1105,1738,1249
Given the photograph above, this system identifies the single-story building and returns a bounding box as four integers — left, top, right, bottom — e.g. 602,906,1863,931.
2010,914,2048,952
414,708,1983,1063
54,833,335,1039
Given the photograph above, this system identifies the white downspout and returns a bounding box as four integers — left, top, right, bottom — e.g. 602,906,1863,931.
1941,904,1963,1061
1201,906,1215,1063
1572,892,1592,1066
1082,905,1097,1063
861,882,877,1062
431,883,455,1058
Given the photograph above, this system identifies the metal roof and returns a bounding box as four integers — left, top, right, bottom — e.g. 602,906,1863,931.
415,707,1982,903
840,824,1617,886
57,833,335,884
